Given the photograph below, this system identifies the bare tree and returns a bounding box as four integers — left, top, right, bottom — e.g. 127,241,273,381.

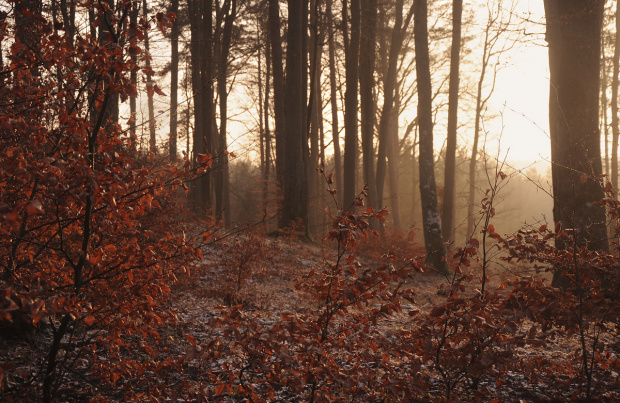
465,0,520,239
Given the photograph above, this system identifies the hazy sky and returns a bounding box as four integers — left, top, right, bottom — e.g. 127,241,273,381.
487,0,549,171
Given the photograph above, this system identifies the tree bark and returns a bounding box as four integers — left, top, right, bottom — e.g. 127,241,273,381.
611,2,620,191
169,0,179,161
359,0,377,212
280,0,309,231
215,0,236,226
544,0,609,278
268,0,286,186
414,0,449,275
327,0,343,207
376,0,412,225
143,0,156,153
441,0,463,247
343,0,360,209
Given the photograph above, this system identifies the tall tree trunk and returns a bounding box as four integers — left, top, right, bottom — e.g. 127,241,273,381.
611,2,620,191
414,0,449,275
387,81,402,228
327,0,343,207
188,0,213,215
544,0,609,284
143,0,156,153
264,28,272,222
343,0,360,209
359,0,377,212
308,0,323,235
169,0,179,160
441,0,463,247
376,0,412,220
268,0,286,187
215,0,236,226
280,0,309,231
129,2,138,153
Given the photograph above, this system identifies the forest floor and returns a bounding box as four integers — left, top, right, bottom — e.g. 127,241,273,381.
168,230,619,402
1,229,618,401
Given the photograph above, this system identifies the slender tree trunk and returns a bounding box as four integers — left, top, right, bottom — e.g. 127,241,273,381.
343,0,360,209
466,16,492,239
215,0,236,226
280,0,309,231
169,0,179,160
308,0,323,235
544,0,609,282
414,0,449,275
441,0,463,246
268,0,286,186
327,0,343,207
264,29,272,221
129,2,138,153
601,30,609,175
387,82,402,228
143,0,156,153
611,2,620,191
359,0,377,212
376,0,412,222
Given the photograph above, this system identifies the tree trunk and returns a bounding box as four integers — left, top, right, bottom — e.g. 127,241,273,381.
359,0,377,212
188,0,213,215
308,0,324,235
280,0,309,231
215,0,236,226
143,0,156,153
611,2,620,191
268,0,286,187
376,0,412,223
327,0,343,207
387,82,402,229
414,0,449,275
441,0,463,247
169,0,179,161
544,0,609,281
129,2,138,153
343,0,360,209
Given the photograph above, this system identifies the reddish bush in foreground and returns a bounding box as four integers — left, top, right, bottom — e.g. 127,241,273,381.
0,4,205,401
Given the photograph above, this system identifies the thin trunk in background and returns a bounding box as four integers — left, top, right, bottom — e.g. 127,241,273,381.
441,0,463,247
376,0,412,225
308,0,324,235
169,0,179,160
129,1,138,153
215,0,236,226
264,29,272,221
611,2,620,191
414,0,449,275
387,81,402,228
601,29,609,175
143,0,156,153
268,0,286,186
359,0,377,212
327,0,343,207
343,0,360,209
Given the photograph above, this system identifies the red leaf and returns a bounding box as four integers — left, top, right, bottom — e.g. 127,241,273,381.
26,200,44,215
84,315,96,326
184,334,197,346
